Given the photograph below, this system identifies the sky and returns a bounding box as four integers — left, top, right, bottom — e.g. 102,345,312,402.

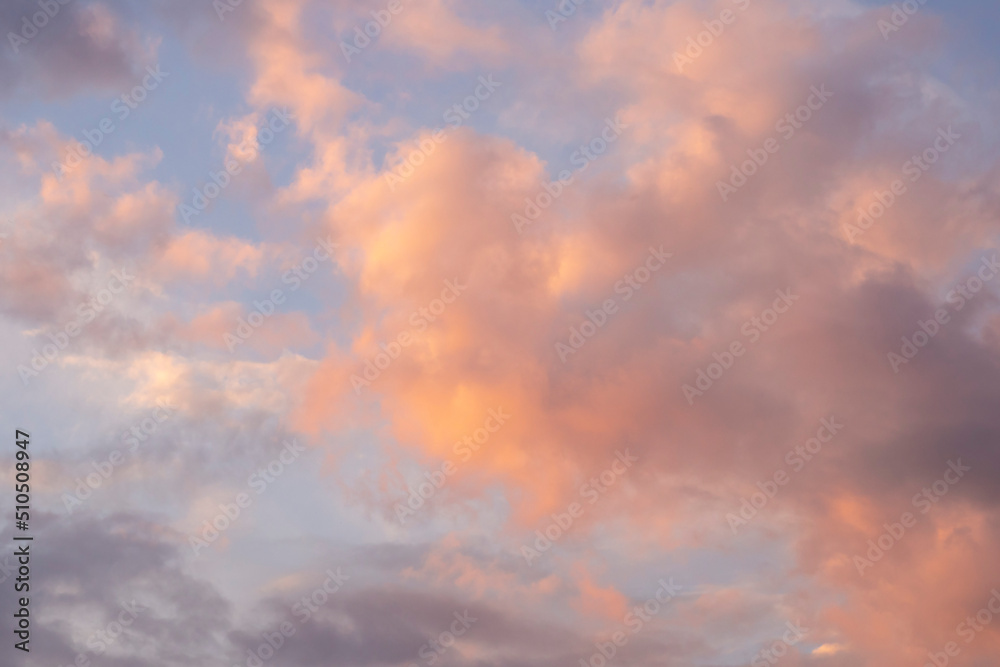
1,0,1000,665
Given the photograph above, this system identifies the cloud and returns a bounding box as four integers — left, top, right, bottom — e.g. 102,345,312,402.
0,0,157,100
5,0,1000,664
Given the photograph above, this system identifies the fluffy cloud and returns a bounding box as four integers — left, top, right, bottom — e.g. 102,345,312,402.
4,0,1000,664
